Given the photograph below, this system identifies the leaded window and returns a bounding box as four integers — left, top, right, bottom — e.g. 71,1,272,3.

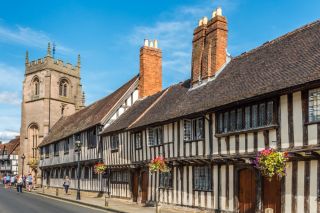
111,171,129,183
87,128,97,148
71,168,76,179
64,138,70,154
134,132,142,149
159,171,173,188
84,167,90,179
54,143,59,156
184,117,204,141
193,166,212,191
216,100,275,134
110,134,119,151
59,79,68,97
309,88,320,122
148,126,163,146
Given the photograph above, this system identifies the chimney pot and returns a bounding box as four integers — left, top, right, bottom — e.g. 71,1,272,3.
212,10,217,18
203,17,208,25
144,39,149,47
198,19,203,26
216,7,222,16
149,41,154,48
154,40,158,48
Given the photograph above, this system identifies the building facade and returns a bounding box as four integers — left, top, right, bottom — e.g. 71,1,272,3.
0,137,20,176
19,44,85,183
39,7,320,213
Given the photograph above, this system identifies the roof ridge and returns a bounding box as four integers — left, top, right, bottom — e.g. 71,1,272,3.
234,19,320,60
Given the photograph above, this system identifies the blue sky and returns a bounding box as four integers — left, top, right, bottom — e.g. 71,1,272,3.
0,0,319,142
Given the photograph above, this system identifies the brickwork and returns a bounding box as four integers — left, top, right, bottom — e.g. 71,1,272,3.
191,8,228,85
139,44,162,98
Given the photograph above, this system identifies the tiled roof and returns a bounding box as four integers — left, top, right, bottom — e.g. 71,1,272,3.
101,90,166,134
107,20,320,131
39,75,139,147
0,137,20,155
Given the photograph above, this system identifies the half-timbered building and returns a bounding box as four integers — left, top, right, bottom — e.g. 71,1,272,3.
100,8,320,213
39,6,320,213
38,39,163,193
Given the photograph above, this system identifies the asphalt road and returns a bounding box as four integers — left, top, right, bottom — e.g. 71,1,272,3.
0,185,108,213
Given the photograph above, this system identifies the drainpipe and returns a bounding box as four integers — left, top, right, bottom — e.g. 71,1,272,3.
218,164,221,212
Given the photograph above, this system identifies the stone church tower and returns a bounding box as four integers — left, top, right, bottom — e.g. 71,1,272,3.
19,43,85,181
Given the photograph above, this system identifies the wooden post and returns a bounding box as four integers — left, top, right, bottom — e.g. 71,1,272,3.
55,187,58,196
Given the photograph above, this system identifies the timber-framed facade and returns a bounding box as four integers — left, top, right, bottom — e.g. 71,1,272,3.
39,7,320,213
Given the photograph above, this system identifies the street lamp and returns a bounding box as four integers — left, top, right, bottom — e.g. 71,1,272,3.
21,154,25,176
75,140,82,200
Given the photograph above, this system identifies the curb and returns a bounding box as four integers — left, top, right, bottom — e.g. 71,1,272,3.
33,191,127,213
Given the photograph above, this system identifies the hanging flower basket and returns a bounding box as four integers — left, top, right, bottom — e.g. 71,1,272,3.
28,158,39,169
149,156,170,173
94,162,107,174
253,148,289,181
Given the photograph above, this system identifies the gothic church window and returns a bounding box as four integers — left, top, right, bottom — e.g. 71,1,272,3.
33,77,40,96
59,79,68,97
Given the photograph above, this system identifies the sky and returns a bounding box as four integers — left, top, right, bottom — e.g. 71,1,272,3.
0,0,319,142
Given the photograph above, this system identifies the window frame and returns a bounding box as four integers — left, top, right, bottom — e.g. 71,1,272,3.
59,79,68,97
64,138,70,154
308,88,320,123
110,134,119,151
184,117,205,142
159,170,173,189
87,128,97,149
193,165,212,191
216,99,277,135
148,126,163,146
53,143,59,156
134,132,142,150
110,170,129,184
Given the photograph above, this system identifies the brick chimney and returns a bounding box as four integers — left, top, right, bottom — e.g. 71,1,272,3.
192,7,228,85
139,39,162,98
191,17,207,84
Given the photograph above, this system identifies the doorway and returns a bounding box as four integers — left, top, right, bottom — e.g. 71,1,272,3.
239,168,257,213
263,176,281,213
141,170,148,203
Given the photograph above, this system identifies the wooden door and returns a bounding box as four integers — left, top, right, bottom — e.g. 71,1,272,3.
141,171,148,203
239,169,256,213
263,176,281,213
132,170,139,202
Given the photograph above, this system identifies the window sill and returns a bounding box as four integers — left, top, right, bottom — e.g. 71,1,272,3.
159,187,173,190
305,121,320,126
148,144,164,148
184,138,205,143
215,124,278,137
193,189,213,192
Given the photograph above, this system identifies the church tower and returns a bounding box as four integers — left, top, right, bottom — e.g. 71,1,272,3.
19,43,85,180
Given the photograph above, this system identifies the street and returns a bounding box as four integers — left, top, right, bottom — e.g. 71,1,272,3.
0,185,108,213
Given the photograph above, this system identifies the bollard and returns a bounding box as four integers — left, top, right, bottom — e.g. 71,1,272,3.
105,194,109,207
55,188,58,196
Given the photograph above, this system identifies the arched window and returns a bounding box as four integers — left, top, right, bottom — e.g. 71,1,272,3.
33,78,40,96
59,79,68,97
28,124,39,159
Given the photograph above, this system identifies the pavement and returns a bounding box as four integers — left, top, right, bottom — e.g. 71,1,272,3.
31,187,201,213
0,185,107,213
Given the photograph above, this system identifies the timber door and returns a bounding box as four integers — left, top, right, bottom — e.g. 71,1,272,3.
239,168,256,213
141,171,148,203
263,176,281,213
132,170,139,202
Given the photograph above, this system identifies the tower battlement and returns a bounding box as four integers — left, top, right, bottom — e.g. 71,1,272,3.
25,43,81,78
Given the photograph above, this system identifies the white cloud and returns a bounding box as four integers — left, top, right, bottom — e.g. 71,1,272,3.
129,0,239,81
0,23,73,55
0,130,19,143
0,91,20,105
